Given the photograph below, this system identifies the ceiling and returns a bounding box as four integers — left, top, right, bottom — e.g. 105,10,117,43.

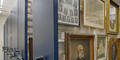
113,0,120,6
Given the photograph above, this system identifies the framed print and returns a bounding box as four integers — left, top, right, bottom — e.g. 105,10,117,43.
108,38,120,60
106,0,119,34
65,33,94,60
83,0,105,29
96,35,107,60
58,0,80,26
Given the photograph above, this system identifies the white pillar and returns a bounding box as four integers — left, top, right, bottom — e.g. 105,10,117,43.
0,24,4,60
0,11,9,60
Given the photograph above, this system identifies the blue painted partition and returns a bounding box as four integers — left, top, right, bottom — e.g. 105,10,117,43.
33,0,58,60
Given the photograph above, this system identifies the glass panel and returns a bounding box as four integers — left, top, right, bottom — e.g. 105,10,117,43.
109,4,117,32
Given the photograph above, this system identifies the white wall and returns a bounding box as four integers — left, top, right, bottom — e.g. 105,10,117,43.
0,25,4,60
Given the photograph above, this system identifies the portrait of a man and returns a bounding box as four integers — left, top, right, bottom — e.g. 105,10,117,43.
70,39,90,60
76,45,85,60
65,34,94,60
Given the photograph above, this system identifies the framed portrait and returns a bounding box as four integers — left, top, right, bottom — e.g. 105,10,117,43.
58,0,80,26
108,38,120,60
83,0,105,29
106,0,119,34
65,33,94,60
96,35,107,60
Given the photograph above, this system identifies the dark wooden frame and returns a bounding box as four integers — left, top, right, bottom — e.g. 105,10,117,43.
65,33,94,60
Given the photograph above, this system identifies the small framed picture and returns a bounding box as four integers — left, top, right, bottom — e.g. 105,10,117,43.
65,33,94,60
108,38,120,60
58,0,80,26
106,0,119,34
96,35,107,60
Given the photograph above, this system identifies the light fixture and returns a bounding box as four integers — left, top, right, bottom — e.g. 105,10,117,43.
0,0,3,8
0,10,2,14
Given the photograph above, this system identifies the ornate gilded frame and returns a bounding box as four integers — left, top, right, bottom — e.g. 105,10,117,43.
106,0,119,34
108,38,120,60
82,0,105,29
65,33,94,60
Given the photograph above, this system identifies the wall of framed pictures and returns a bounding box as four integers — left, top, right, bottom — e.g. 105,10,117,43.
58,0,120,60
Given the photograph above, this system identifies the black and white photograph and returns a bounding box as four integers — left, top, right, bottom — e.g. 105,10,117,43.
58,0,80,26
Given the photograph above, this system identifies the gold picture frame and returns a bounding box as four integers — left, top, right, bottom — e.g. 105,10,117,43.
82,0,105,29
106,0,119,34
96,35,107,60
109,38,120,60
65,33,94,60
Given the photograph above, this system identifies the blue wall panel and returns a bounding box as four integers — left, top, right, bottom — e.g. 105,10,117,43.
33,0,58,60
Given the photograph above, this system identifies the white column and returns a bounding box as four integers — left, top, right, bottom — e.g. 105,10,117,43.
0,24,4,60
0,12,9,60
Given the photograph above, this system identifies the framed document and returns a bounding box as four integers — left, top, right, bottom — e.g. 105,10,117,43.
65,33,94,60
83,0,105,29
106,0,119,34
96,35,107,60
58,0,80,26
